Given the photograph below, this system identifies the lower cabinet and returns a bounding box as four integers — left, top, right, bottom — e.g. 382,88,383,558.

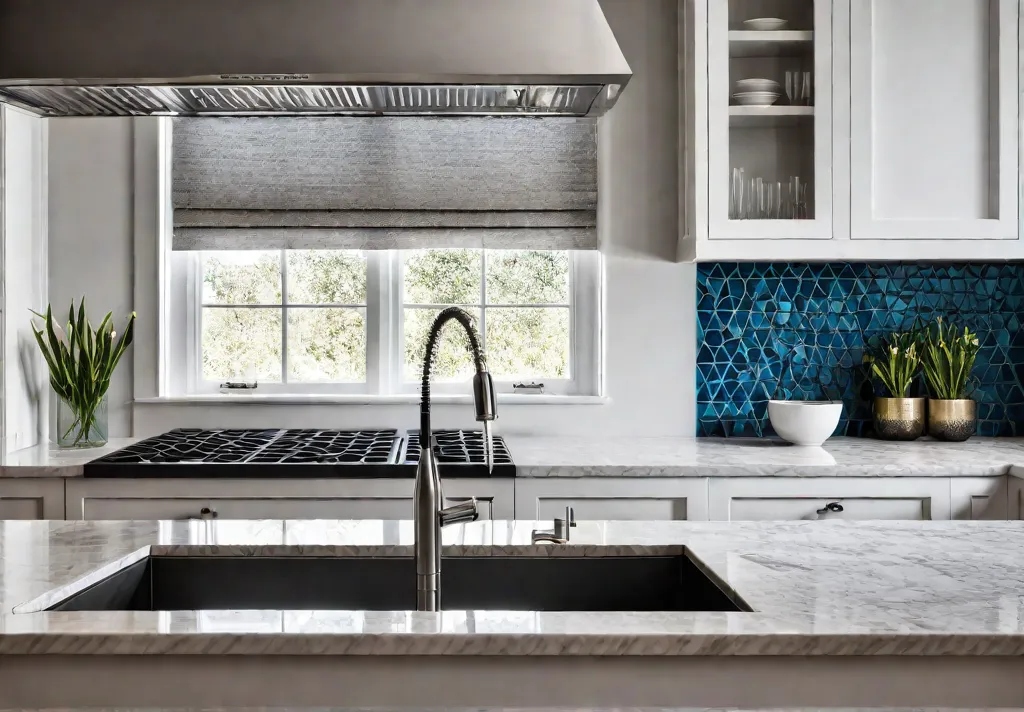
0,479,64,519
708,478,953,521
1010,476,1024,520
514,478,709,521
950,477,1009,520
65,479,514,521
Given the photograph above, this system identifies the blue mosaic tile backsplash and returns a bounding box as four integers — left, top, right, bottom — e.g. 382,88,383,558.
696,263,1024,437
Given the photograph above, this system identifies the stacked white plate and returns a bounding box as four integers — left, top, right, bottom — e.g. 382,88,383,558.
732,92,780,106
735,78,781,93
743,17,788,30
732,78,781,106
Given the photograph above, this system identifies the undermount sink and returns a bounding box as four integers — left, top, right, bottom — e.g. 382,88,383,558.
45,555,749,613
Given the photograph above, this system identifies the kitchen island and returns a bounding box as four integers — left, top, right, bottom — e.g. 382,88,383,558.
0,519,1022,708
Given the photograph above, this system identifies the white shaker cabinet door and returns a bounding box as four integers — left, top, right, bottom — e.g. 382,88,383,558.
1010,476,1024,519
709,477,952,520
0,479,64,519
950,477,1009,520
847,0,1019,241
514,478,709,521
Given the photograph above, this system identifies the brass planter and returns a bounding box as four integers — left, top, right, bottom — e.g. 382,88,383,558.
927,399,977,442
873,397,926,441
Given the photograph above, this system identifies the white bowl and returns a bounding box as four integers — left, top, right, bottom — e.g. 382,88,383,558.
768,400,842,447
732,91,781,106
735,78,781,93
743,17,789,31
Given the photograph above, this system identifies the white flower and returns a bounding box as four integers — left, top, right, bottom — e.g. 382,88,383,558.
50,319,69,347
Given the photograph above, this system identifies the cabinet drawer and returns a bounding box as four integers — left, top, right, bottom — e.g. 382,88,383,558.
515,479,709,521
729,496,929,521
66,479,513,520
709,477,951,521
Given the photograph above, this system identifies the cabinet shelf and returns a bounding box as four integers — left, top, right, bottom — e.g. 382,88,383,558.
729,105,814,127
729,30,814,57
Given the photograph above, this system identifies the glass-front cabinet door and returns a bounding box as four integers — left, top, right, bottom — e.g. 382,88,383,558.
707,0,833,239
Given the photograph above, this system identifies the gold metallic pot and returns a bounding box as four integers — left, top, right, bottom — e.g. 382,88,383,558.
927,399,977,442
873,397,926,441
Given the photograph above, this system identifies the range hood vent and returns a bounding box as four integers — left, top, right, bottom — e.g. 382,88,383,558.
0,0,631,118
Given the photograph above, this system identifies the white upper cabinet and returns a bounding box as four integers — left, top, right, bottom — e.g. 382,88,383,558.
681,0,1022,260
707,0,834,241
848,0,1019,241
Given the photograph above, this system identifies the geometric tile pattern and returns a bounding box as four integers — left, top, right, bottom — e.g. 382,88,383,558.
697,262,1024,437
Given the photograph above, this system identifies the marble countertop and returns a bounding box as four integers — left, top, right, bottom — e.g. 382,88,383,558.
1,518,1023,656
0,438,136,477
506,435,1024,477
4,435,1024,478
0,708,1009,712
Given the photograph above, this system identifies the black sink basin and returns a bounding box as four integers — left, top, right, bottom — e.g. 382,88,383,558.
47,555,748,612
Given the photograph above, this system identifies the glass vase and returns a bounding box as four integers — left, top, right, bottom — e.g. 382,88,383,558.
56,395,108,449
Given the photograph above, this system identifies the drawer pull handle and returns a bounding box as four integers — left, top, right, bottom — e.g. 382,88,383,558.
816,501,844,518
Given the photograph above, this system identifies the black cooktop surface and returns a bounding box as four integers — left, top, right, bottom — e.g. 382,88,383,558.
84,428,514,478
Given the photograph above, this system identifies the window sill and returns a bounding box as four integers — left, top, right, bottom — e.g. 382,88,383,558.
134,394,610,406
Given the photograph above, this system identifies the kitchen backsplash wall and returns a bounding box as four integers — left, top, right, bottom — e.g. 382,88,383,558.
697,262,1024,437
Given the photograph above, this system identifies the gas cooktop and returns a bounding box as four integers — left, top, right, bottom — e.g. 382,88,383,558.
84,428,515,479
401,429,516,478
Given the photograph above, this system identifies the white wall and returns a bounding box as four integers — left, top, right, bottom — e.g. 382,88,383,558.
2,106,49,453
47,118,135,438
46,0,696,439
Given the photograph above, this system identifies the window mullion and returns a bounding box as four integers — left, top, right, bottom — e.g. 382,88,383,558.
480,249,487,355
365,250,386,395
185,252,201,394
389,251,405,393
280,249,288,383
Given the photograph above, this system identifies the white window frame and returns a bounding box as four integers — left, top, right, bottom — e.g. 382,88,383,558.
173,248,601,398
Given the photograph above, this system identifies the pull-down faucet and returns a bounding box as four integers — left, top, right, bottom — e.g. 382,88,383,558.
414,306,496,611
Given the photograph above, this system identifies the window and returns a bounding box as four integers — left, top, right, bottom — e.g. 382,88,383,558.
178,249,601,397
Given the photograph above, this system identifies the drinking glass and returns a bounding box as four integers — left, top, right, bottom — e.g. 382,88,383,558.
800,71,813,106
789,176,808,219
730,167,745,219
744,177,757,219
784,71,798,105
771,181,783,219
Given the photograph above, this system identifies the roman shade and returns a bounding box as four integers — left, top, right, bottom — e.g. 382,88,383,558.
171,117,598,250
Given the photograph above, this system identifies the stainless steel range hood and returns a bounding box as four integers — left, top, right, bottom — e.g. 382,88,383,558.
0,0,631,118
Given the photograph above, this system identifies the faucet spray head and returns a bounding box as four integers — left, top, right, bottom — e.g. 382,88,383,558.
472,371,497,472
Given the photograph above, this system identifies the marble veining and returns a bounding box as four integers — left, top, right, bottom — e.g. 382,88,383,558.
7,436,1024,479
0,438,136,477
1,519,1023,656
507,435,1024,477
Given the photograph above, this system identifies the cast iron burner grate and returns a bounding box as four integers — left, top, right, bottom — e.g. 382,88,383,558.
246,429,396,464
403,429,515,478
84,428,403,478
93,429,282,464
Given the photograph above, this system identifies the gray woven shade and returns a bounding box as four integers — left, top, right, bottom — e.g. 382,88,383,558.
171,117,598,250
